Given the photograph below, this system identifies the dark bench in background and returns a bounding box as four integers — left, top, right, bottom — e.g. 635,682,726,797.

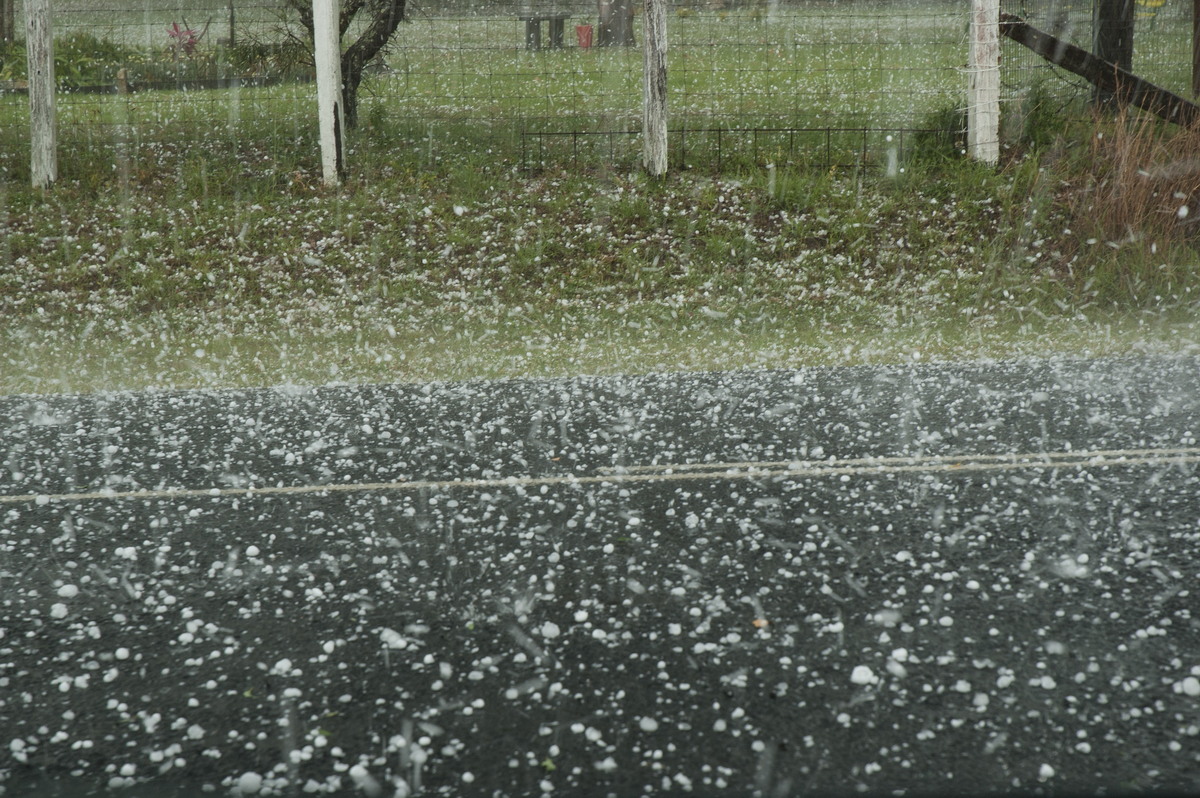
518,11,573,50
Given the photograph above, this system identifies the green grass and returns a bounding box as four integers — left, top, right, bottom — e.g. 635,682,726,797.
3,301,1194,395
1,4,967,164
376,7,964,134
2,130,1199,396
2,0,1191,175
2,4,1199,395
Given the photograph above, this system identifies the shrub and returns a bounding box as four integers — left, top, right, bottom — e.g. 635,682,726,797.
1003,76,1080,151
0,32,314,90
54,32,138,88
0,33,138,89
0,39,22,83
910,101,967,162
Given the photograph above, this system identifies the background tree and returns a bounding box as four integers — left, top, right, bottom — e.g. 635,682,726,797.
1,0,16,45
285,0,405,128
597,0,635,47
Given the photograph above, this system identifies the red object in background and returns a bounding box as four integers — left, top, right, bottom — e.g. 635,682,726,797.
576,24,593,49
168,22,200,55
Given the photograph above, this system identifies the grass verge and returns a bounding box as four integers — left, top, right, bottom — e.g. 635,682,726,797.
2,109,1199,395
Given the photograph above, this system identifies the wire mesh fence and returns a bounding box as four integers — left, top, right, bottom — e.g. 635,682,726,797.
0,0,1196,178
352,0,966,171
520,124,951,172
1000,0,1196,112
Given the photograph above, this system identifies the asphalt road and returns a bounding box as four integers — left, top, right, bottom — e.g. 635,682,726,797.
1,356,1199,797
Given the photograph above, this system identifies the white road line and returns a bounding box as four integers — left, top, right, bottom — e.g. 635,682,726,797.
598,447,1200,474
1,447,1196,506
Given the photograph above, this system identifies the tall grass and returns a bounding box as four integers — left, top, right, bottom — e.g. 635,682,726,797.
1050,111,1200,301
1073,113,1200,244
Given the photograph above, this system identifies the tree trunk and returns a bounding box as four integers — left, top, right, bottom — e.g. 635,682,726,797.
1000,12,1200,127
340,4,403,128
598,0,635,47
1,0,16,45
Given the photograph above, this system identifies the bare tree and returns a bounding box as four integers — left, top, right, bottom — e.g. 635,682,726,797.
285,0,406,128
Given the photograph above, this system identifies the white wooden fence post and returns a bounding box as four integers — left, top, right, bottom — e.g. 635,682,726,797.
25,0,57,188
312,0,345,185
968,0,1000,166
642,0,668,176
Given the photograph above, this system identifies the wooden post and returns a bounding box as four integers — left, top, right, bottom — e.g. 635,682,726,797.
1094,0,1134,106
312,0,346,185
967,0,1000,166
1193,0,1199,97
228,0,236,48
642,0,667,176
25,0,57,188
1000,12,1200,126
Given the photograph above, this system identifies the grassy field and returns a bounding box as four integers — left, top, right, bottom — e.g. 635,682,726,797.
3,0,1195,176
0,8,966,184
1,2,968,171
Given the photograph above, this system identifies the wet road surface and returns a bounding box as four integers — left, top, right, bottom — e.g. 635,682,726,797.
2,356,1199,796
